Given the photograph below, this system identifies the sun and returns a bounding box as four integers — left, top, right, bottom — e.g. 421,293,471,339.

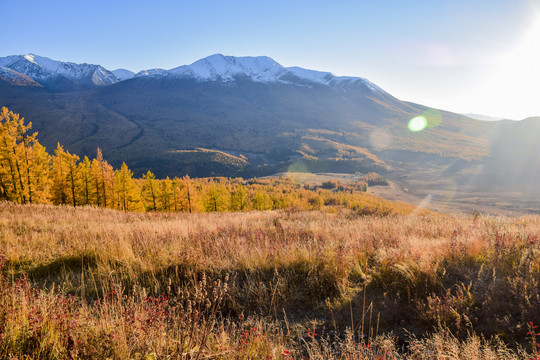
477,13,540,118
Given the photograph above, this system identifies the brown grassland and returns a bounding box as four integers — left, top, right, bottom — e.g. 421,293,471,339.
1,202,540,359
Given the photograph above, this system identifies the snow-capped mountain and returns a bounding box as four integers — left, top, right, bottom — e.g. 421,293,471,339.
0,53,383,93
164,54,381,92
0,54,118,89
168,54,285,82
112,69,135,81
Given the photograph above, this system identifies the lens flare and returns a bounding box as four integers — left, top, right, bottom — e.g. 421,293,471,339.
408,116,428,132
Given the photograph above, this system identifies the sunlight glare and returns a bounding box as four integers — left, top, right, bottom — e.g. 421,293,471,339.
475,13,540,118
408,116,427,132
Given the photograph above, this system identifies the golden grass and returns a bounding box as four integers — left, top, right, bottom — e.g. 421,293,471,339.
1,202,540,358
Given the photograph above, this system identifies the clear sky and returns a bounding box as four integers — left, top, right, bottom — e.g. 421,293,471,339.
3,0,540,119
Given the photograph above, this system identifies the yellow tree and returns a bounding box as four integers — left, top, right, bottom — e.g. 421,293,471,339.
91,148,115,208
171,177,181,212
251,189,273,210
115,162,142,212
51,144,80,206
159,176,173,212
230,184,248,211
0,107,34,203
203,182,230,212
77,156,93,205
51,144,68,205
26,142,51,204
178,175,198,213
142,170,158,211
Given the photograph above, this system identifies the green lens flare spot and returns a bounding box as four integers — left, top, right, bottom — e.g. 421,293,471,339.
408,116,428,132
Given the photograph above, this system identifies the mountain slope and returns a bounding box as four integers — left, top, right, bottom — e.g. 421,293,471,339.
1,53,536,196
0,67,42,87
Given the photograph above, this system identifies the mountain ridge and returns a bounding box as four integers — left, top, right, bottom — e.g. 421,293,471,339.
0,53,384,93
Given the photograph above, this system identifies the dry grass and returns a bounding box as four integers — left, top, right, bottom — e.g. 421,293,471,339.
1,202,540,358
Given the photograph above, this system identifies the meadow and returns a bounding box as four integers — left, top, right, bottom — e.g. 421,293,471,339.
1,202,540,359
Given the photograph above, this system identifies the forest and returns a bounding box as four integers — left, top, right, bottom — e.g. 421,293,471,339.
0,107,400,215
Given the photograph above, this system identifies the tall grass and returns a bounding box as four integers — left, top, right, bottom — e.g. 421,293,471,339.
1,202,540,358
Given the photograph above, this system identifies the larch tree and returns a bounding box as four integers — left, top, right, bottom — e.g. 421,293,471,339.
203,182,230,212
51,144,69,205
91,148,115,208
65,150,80,207
171,177,180,212
78,156,93,205
142,170,158,211
178,175,197,213
230,184,248,211
251,189,273,210
27,142,51,204
0,107,35,203
51,144,81,206
115,162,142,212
158,176,173,212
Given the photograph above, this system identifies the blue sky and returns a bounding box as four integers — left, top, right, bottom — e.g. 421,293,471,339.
3,0,540,119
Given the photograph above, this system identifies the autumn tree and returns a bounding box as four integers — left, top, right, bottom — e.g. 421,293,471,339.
91,148,115,208
230,184,248,211
51,144,68,205
203,182,230,212
142,170,158,211
178,175,198,213
251,189,272,210
159,176,173,212
78,156,93,205
51,144,80,207
0,107,35,203
26,142,51,204
115,162,142,212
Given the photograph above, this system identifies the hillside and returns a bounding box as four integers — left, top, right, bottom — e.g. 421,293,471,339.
0,53,538,199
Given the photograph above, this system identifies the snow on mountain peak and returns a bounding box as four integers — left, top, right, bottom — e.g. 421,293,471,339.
169,54,286,82
164,54,382,92
23,54,37,64
112,69,135,81
0,53,384,94
0,54,119,87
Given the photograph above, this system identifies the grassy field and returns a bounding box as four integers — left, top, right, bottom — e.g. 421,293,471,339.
1,202,540,358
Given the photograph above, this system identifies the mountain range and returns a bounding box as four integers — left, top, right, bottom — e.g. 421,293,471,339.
1,53,539,205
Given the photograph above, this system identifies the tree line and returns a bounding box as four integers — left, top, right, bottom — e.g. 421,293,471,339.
0,107,397,213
